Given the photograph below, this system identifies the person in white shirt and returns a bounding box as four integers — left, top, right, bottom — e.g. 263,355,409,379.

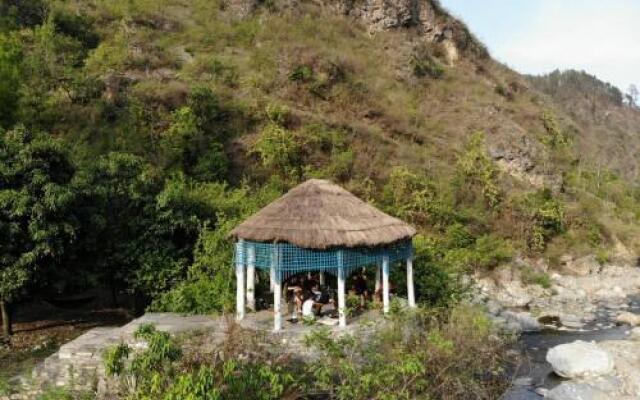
302,297,315,321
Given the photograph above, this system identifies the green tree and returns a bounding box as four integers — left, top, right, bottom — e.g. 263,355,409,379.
69,157,217,310
0,127,76,336
0,33,22,129
70,153,162,307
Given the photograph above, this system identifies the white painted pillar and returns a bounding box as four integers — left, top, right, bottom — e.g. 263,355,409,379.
269,251,276,293
273,246,282,332
407,257,416,308
235,240,245,321
337,251,346,327
382,255,390,314
319,271,325,286
246,245,256,312
273,272,282,332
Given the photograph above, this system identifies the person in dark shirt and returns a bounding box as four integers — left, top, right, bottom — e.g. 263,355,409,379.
353,271,369,309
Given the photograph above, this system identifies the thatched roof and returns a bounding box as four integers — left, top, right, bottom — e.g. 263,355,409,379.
229,179,416,249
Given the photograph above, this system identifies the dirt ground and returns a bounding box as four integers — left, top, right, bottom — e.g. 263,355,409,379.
0,297,132,384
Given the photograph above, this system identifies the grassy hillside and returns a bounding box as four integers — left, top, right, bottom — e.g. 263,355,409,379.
3,0,640,292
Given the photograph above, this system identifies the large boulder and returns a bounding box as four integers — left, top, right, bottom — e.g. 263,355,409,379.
545,382,610,400
546,341,614,379
616,312,640,327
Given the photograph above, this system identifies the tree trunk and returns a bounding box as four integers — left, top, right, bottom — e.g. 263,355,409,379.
1,300,12,337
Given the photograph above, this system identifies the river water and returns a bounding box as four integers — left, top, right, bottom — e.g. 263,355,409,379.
502,296,640,399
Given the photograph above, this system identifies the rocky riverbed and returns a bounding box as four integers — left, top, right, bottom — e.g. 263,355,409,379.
476,255,640,399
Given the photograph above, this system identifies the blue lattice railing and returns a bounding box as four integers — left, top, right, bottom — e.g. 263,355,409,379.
235,239,413,279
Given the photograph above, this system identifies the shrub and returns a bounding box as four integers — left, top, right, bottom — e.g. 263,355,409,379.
304,305,511,399
520,267,551,289
204,56,239,86
289,64,314,82
0,377,9,396
595,248,610,265
103,343,129,376
105,324,295,400
151,276,233,314
104,324,182,397
254,122,302,176
456,131,502,208
265,103,290,125
192,143,229,182
383,166,458,227
411,43,445,79
495,84,514,101
541,111,571,148
410,235,469,307
513,189,565,252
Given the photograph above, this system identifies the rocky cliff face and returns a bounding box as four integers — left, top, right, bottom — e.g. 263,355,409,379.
334,0,486,63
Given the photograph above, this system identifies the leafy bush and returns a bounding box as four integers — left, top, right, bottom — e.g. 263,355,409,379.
541,111,571,148
289,64,314,82
383,166,458,227
411,43,445,79
204,56,239,86
105,324,295,400
254,121,302,176
150,276,233,314
160,87,231,181
456,131,502,208
304,305,511,399
595,248,610,265
104,324,182,397
520,267,551,289
103,343,129,376
0,377,9,396
513,189,565,252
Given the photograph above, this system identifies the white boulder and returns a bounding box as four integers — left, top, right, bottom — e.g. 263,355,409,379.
546,341,614,379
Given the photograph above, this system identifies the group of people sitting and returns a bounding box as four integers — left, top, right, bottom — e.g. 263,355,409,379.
286,274,332,322
285,270,391,322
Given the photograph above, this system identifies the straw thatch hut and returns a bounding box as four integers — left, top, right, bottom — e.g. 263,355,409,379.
230,179,417,331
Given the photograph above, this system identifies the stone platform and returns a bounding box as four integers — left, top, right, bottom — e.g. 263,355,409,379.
28,313,227,392
22,310,384,396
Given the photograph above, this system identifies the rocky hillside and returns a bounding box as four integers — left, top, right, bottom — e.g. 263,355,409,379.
5,0,640,259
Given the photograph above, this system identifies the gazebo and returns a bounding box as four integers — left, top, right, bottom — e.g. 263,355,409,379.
229,179,417,331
